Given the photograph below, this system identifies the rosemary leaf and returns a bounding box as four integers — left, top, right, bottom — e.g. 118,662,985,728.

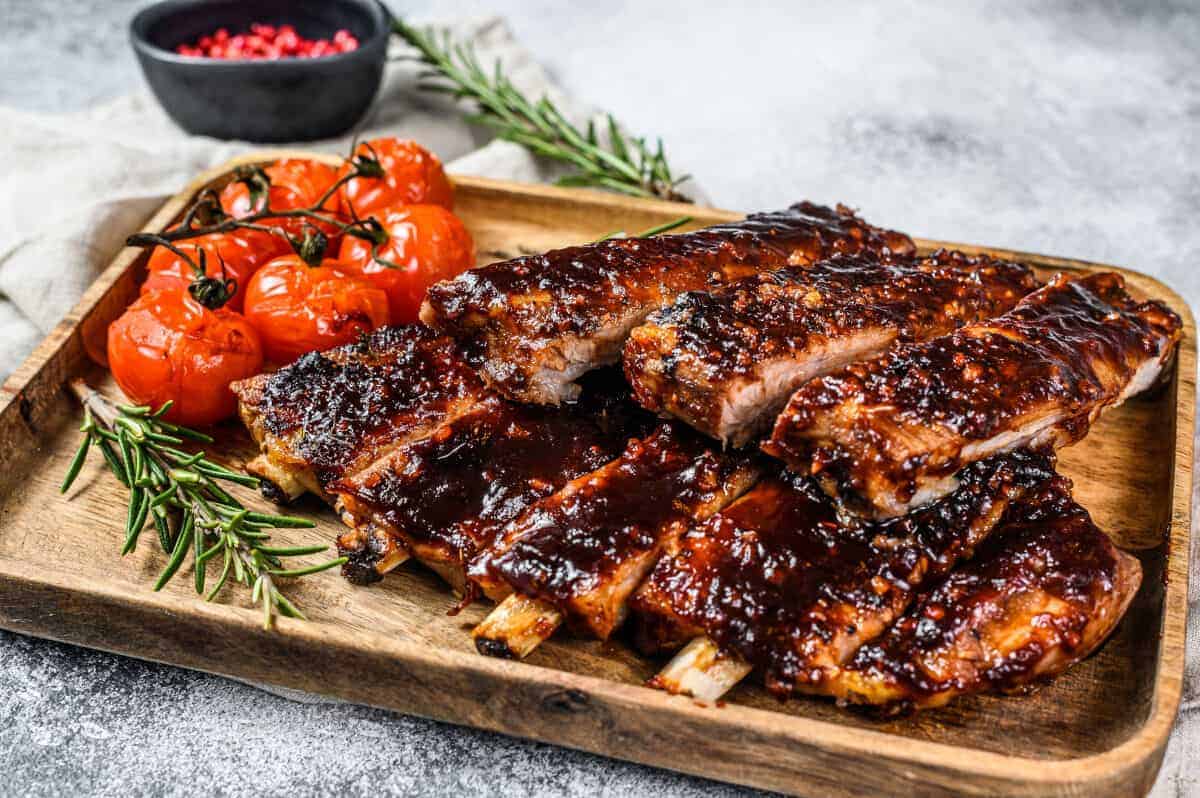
193,517,206,594
60,435,90,493
267,557,348,578
152,506,174,553
257,544,330,557
243,511,317,529
205,549,233,602
262,583,272,629
633,216,694,238
272,591,305,620
154,517,193,591
97,439,128,486
196,539,225,565
122,486,146,555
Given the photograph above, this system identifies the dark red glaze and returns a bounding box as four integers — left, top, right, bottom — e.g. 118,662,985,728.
249,325,486,481
330,370,654,571
472,423,759,637
421,202,914,402
838,480,1140,713
765,272,1183,516
624,249,1039,443
631,450,1058,695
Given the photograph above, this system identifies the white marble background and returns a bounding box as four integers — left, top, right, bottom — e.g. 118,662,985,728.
1,1,1197,796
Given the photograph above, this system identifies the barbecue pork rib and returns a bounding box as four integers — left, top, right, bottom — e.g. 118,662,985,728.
814,481,1141,714
421,203,914,405
331,369,653,589
764,272,1182,518
633,450,1056,697
624,250,1038,446
468,423,760,657
232,325,488,505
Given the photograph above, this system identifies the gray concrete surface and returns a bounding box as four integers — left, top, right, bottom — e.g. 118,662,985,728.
1,1,1197,796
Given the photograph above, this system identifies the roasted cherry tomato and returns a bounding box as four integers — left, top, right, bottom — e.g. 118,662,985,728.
242,254,390,364
108,289,264,427
141,229,286,312
220,158,343,248
338,204,475,324
338,138,454,218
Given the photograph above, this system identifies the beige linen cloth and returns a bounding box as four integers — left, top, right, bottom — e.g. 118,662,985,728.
0,15,1190,798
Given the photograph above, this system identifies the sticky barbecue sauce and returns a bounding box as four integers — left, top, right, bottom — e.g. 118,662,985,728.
646,250,1037,382
767,272,1183,508
845,481,1125,706
423,203,916,343
633,450,1058,696
332,369,654,569
474,423,756,627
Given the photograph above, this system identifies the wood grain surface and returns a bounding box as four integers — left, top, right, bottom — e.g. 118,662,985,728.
0,152,1191,797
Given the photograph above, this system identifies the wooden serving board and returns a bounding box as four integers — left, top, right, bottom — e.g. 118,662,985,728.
0,152,1191,797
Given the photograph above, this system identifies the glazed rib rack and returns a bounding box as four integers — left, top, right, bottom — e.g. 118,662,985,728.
233,331,656,590
764,271,1183,518
234,204,1179,714
634,450,1060,700
421,202,914,404
625,249,1038,446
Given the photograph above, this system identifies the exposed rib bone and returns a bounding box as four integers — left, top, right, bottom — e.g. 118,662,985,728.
650,637,752,703
244,453,315,503
472,593,564,659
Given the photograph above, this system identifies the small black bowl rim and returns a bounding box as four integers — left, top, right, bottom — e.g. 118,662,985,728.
129,0,392,70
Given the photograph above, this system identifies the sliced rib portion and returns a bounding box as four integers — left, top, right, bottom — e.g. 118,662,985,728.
765,272,1182,518
469,423,760,657
815,482,1142,713
421,203,914,404
625,250,1038,446
330,370,653,589
634,450,1057,698
232,325,488,503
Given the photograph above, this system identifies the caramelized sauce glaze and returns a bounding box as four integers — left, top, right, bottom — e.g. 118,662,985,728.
331,370,653,567
633,450,1057,695
844,480,1131,710
423,203,915,401
473,423,756,608
425,203,915,339
766,272,1182,511
637,250,1037,383
624,250,1039,444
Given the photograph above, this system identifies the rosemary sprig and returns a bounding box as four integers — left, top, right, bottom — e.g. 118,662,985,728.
393,18,691,202
597,215,693,242
60,379,344,629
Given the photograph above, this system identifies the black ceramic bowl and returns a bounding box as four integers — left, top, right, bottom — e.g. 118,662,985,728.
131,0,390,142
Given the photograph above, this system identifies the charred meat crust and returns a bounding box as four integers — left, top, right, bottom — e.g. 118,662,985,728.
420,202,915,404
630,450,1058,695
234,325,489,485
764,272,1183,518
624,250,1039,446
824,481,1142,713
